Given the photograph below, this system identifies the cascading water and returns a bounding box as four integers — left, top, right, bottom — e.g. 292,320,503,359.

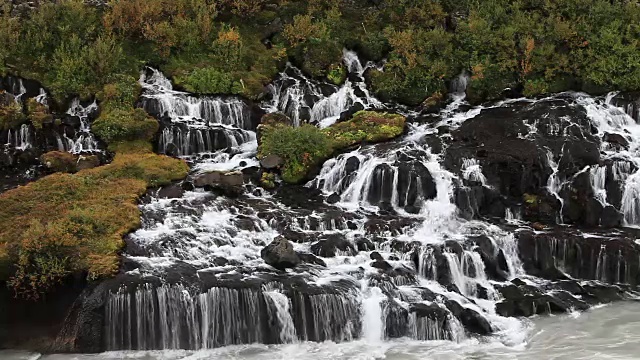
263,49,383,128
139,67,257,159
92,62,640,357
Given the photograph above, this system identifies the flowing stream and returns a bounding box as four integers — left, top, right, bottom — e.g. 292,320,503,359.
4,51,640,358
4,302,640,359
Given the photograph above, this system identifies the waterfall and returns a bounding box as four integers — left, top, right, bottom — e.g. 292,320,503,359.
263,49,383,128
97,65,640,354
139,67,257,158
264,290,297,344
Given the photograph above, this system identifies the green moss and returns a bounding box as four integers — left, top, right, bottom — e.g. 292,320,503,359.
40,151,78,173
0,149,188,299
324,111,406,148
92,108,159,145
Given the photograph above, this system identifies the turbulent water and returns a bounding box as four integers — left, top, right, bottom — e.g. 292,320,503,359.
5,302,640,359
4,51,640,356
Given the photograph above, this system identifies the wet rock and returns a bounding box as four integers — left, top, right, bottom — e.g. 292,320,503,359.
192,170,244,196
370,251,384,261
355,236,374,251
260,154,283,170
296,252,327,267
156,184,184,199
327,192,341,204
445,300,492,335
603,132,630,150
261,236,301,270
371,259,393,272
310,233,356,257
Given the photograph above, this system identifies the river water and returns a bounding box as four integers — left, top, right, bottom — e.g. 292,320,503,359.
3,301,640,360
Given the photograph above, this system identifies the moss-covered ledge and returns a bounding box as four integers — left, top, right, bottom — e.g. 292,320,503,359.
257,111,406,184
0,144,188,300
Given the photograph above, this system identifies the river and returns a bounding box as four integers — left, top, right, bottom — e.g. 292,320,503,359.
3,301,639,360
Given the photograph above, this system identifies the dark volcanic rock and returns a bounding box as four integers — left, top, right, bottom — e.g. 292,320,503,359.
261,236,301,270
311,233,356,257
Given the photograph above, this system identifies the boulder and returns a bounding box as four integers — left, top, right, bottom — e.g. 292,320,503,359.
192,170,244,196
76,155,100,171
261,236,300,270
260,154,284,170
310,233,356,257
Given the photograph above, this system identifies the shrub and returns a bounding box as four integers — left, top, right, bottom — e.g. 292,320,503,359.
258,124,333,183
97,75,140,111
0,100,25,130
26,99,52,129
92,108,159,145
175,67,240,94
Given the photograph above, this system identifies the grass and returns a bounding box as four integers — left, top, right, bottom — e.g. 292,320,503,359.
0,147,188,299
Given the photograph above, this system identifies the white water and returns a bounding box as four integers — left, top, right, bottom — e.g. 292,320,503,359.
6,59,638,356
263,49,383,127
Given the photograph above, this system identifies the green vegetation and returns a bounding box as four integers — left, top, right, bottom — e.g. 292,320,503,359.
0,149,188,299
26,99,52,129
40,151,78,173
258,124,333,183
258,111,405,183
326,111,406,148
92,108,159,146
0,99,25,130
0,0,637,105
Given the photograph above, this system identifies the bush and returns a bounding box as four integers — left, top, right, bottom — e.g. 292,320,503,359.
26,99,52,129
175,67,241,94
0,150,188,299
258,124,333,183
92,108,159,145
97,75,141,111
0,100,25,130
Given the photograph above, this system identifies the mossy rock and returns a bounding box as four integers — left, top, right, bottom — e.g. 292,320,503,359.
324,111,406,149
261,112,293,127
260,172,277,189
40,151,78,173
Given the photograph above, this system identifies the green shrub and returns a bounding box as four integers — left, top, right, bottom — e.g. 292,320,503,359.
175,67,241,94
92,108,159,144
0,100,25,130
97,75,141,111
258,124,333,183
26,99,52,129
